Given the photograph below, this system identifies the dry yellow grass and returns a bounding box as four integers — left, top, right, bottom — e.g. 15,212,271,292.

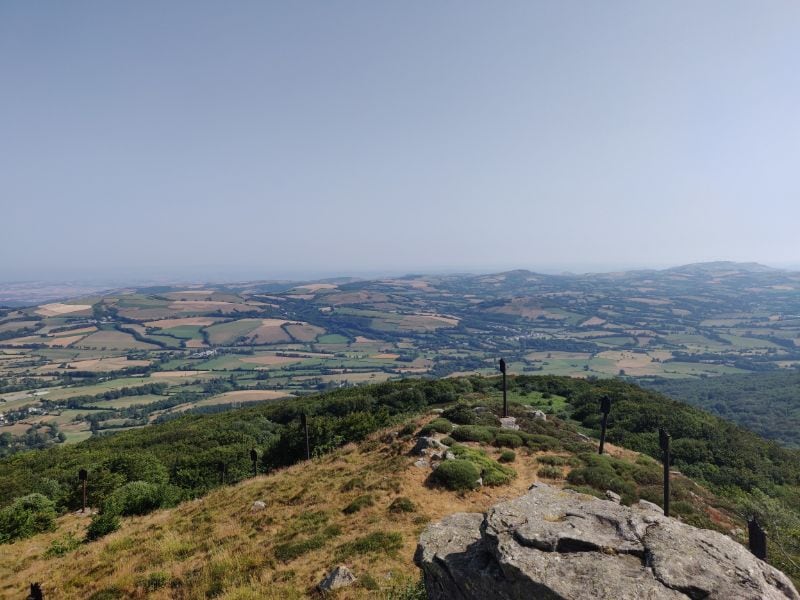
78,331,157,350
0,418,566,599
196,390,294,405
150,370,210,379
240,355,304,367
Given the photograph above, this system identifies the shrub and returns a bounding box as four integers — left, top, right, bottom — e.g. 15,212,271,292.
388,496,416,513
360,573,380,590
440,436,455,446
450,445,516,486
419,418,453,435
525,434,563,452
431,460,481,491
537,455,569,466
343,495,374,514
451,425,495,444
537,465,563,479
566,454,637,502
494,433,523,448
103,481,177,517
340,477,366,492
86,512,120,541
499,450,516,463
398,423,417,437
0,493,57,544
441,404,477,425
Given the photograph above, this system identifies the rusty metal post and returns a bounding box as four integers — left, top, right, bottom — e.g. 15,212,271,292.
499,358,508,418
748,517,768,560
78,469,88,513
218,462,226,485
659,427,671,517
301,413,310,461
598,396,611,455
250,449,258,477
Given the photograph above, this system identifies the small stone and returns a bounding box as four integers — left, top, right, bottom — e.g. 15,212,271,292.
577,433,591,442
475,477,483,487
319,565,357,591
531,410,547,421
431,408,445,414
251,501,266,511
445,451,456,461
605,490,621,504
414,458,430,468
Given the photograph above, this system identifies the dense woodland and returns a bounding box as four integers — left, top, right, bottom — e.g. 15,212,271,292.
645,371,800,448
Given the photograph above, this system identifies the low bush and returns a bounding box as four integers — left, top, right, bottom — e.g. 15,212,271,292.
274,534,328,561
419,418,453,435
103,481,178,517
45,532,81,557
440,436,455,446
343,495,374,514
494,433,523,448
450,445,516,486
431,460,481,491
451,425,495,444
86,512,120,541
441,404,477,425
537,465,563,479
537,455,569,466
340,477,366,492
498,450,516,463
0,493,57,544
388,496,416,513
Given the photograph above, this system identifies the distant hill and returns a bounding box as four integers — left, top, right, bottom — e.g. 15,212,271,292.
666,261,778,275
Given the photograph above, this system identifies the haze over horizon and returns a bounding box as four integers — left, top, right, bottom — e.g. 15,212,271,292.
3,1,799,281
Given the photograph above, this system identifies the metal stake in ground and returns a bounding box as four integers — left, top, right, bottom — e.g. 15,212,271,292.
659,427,671,517
78,469,88,513
748,517,768,560
499,358,508,418
301,412,311,460
250,449,258,477
598,396,611,455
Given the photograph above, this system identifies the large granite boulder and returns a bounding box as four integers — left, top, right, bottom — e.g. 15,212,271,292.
415,485,799,600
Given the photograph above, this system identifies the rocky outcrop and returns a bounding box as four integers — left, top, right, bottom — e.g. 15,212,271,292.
415,485,799,600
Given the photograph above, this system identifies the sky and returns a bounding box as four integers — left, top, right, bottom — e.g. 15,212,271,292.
2,1,800,282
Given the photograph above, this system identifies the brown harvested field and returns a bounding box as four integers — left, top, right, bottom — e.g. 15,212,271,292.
371,353,400,359
294,283,337,292
580,316,607,327
150,370,210,379
77,330,158,350
527,351,592,361
240,355,305,367
197,389,293,405
628,297,672,305
285,322,325,342
164,290,215,300
354,336,377,343
64,357,151,372
184,339,207,348
144,317,219,328
249,319,291,344
3,334,88,348
35,303,92,316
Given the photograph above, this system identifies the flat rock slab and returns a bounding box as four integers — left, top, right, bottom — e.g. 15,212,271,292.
416,486,799,600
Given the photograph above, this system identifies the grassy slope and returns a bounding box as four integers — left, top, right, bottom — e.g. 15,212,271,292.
1,415,737,600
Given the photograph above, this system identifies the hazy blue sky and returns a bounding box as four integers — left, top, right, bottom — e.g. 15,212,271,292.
2,1,799,281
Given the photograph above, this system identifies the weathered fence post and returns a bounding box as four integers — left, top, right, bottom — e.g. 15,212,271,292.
598,396,611,455
28,582,43,600
659,427,671,517
78,469,88,513
250,449,258,477
301,412,310,461
499,358,508,418
748,517,768,560
218,462,227,485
